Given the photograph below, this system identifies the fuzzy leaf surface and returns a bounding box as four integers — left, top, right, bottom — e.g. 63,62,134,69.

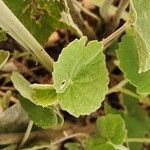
117,28,150,95
20,96,58,129
130,0,150,72
30,84,57,107
97,114,127,145
11,72,57,106
2,0,63,44
53,37,109,117
84,136,115,150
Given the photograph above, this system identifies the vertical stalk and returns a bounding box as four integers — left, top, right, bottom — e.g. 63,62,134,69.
0,0,54,73
100,0,114,23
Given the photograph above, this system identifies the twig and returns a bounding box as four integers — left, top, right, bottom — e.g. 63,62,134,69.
104,0,129,36
66,0,97,40
107,79,128,94
18,120,33,148
72,0,101,22
103,21,131,46
0,86,16,91
53,133,88,145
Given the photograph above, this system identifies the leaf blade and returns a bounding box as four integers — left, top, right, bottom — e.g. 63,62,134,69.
53,37,109,117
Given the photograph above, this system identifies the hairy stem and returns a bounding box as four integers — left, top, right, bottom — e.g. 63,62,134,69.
104,0,129,36
0,0,54,73
107,79,128,94
66,0,97,40
103,21,131,46
120,88,142,100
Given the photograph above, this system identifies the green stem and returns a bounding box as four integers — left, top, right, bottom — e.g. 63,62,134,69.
103,21,131,46
107,79,128,94
119,88,142,100
126,138,150,143
0,0,54,73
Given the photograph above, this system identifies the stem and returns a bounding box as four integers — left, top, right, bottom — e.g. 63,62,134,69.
100,0,114,23
72,0,101,22
112,0,129,29
53,133,88,145
18,120,33,148
0,0,54,73
120,88,142,100
66,0,97,40
103,21,131,46
126,138,150,143
107,79,128,94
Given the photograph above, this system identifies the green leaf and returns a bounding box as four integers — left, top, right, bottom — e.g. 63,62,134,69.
84,135,115,150
2,0,81,45
30,84,57,107
20,96,58,129
105,84,150,150
117,28,150,95
0,50,10,68
97,114,127,145
53,37,109,117
11,71,32,100
2,0,62,44
11,72,57,106
61,0,83,36
122,86,150,150
129,0,150,72
0,103,28,133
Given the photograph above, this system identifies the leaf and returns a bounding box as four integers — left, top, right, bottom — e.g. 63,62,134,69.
0,103,28,133
60,0,83,36
122,86,150,150
0,50,10,68
30,84,57,107
11,71,32,100
97,114,127,145
20,96,58,129
53,37,109,117
84,135,115,150
2,0,62,44
105,84,150,150
11,72,57,106
0,0,54,72
2,0,81,45
0,29,7,42
117,28,150,95
129,0,150,72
